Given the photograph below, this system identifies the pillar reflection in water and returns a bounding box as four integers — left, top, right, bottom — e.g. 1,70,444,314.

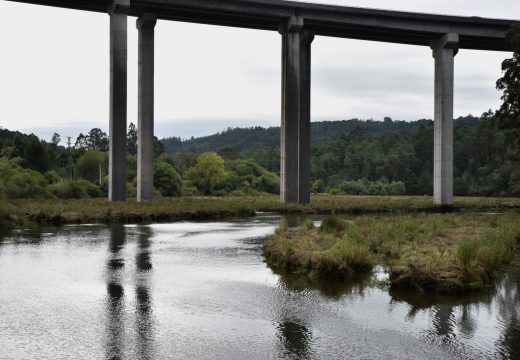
135,225,154,359
105,224,126,360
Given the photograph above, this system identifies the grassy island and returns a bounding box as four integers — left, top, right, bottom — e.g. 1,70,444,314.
262,213,520,293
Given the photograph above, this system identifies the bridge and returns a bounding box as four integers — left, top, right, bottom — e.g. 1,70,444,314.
8,0,518,205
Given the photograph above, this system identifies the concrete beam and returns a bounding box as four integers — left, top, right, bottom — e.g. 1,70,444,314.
136,14,157,202
279,16,314,204
431,33,458,208
9,0,515,51
108,0,129,201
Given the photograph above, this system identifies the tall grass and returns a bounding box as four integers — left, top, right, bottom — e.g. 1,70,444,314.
3,194,520,226
263,213,520,293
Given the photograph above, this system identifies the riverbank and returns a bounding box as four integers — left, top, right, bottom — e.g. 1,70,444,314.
262,213,520,293
2,195,520,226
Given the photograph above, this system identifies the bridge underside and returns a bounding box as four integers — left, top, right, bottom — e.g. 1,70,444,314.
6,0,518,206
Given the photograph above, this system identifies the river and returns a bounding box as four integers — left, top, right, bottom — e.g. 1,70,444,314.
0,215,519,359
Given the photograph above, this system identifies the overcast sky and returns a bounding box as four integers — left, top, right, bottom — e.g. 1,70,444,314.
0,0,519,142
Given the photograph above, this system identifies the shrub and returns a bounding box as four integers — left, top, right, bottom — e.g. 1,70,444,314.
1,165,49,198
48,180,101,199
154,161,183,197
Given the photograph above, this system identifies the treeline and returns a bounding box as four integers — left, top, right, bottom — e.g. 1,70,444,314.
165,113,520,197
0,125,280,199
310,112,519,196
161,117,456,154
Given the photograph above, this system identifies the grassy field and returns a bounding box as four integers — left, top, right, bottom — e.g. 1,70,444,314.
2,195,520,226
263,213,520,294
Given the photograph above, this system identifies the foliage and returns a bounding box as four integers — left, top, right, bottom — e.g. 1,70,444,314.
76,150,107,184
495,25,520,153
0,161,49,198
335,178,405,196
186,152,228,195
154,160,183,197
48,179,101,199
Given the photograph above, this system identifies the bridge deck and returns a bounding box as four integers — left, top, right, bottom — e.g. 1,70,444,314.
9,0,518,51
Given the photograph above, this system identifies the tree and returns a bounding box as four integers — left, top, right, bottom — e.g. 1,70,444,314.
154,161,183,197
75,133,88,149
51,133,61,146
127,122,138,155
496,25,520,151
86,128,109,151
76,150,107,184
186,152,228,195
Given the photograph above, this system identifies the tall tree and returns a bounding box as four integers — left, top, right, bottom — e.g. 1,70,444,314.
127,122,138,155
86,128,109,151
496,25,520,153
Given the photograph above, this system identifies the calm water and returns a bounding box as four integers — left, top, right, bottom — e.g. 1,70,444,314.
0,215,519,360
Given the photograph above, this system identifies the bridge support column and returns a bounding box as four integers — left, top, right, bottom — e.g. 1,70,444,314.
136,14,157,202
431,33,458,208
108,0,129,201
279,16,314,204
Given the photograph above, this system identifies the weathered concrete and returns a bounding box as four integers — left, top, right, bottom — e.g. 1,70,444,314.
279,16,313,204
10,0,516,51
431,33,458,207
108,0,129,202
136,14,157,202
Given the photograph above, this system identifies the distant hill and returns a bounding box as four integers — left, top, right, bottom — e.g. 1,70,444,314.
162,116,480,155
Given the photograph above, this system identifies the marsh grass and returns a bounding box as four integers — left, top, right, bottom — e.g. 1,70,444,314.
263,213,520,293
2,194,520,226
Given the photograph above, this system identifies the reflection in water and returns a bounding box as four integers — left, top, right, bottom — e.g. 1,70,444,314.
104,225,155,360
496,266,520,359
105,225,126,360
275,266,372,299
135,226,154,360
1,217,520,359
277,320,312,360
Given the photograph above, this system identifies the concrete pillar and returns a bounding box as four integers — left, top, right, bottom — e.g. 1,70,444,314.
108,0,129,201
431,33,458,207
136,14,157,202
279,16,314,204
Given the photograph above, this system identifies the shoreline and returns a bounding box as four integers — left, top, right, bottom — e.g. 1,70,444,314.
2,195,520,227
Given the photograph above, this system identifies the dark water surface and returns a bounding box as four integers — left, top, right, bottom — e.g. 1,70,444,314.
1,215,519,359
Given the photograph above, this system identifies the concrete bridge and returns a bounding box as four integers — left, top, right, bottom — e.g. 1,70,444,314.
9,0,517,205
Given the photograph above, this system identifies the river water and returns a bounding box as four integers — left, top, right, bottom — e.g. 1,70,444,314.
0,215,519,359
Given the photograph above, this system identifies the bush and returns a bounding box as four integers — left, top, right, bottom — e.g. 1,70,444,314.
0,163,50,198
337,179,406,196
48,180,101,199
76,151,107,184
154,161,183,197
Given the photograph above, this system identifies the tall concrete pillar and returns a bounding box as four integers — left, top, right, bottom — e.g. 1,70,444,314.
431,33,458,207
108,0,129,201
136,14,157,202
279,16,314,204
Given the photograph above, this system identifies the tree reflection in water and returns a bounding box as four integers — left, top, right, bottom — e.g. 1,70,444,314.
276,320,312,360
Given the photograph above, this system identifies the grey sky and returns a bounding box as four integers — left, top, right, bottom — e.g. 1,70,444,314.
0,0,519,142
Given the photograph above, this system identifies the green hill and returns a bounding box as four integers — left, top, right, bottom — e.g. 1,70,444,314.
161,116,479,155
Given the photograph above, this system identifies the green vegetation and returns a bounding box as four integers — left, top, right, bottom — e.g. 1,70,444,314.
263,213,520,294
2,195,520,227
0,124,281,200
